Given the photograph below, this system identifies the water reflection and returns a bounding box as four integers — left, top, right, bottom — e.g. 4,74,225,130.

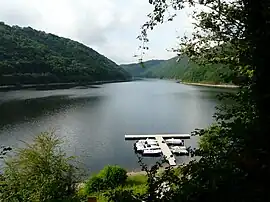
0,80,234,172
0,95,104,128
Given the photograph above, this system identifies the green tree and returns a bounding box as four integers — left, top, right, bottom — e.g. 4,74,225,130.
99,165,127,189
0,132,83,202
110,0,270,201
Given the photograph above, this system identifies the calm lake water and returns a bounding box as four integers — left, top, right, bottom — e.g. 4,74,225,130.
0,80,232,173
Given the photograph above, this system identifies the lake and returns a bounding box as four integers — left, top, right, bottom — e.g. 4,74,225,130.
0,80,232,173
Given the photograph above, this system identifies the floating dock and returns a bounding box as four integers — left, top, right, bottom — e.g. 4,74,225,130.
155,136,176,166
125,134,191,140
125,134,191,166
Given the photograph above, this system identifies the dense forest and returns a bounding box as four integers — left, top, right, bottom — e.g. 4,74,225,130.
121,55,235,84
120,59,165,77
0,22,130,86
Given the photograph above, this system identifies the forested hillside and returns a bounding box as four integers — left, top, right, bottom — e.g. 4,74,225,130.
142,56,190,78
120,59,164,77
0,22,130,86
122,55,235,84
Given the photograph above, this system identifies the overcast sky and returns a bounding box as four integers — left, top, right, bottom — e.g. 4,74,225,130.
0,0,194,64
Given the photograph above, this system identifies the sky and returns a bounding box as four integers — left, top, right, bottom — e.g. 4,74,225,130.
0,0,194,64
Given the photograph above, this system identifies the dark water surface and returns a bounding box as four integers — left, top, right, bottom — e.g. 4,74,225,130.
0,80,232,172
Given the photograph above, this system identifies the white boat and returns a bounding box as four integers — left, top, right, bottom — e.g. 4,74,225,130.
165,138,184,145
145,138,158,145
134,140,160,152
178,146,187,150
137,139,157,145
135,144,145,152
135,141,144,146
170,146,188,155
134,141,144,152
143,148,162,156
144,144,160,150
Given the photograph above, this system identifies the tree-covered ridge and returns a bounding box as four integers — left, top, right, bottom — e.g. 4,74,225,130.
122,55,235,84
0,22,130,85
120,59,165,77
143,56,190,79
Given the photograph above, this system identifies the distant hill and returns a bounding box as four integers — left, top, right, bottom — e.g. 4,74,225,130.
122,55,235,84
121,55,192,79
0,22,130,86
120,60,165,77
142,56,191,79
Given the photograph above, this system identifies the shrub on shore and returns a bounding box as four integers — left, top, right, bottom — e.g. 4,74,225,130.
84,165,127,194
0,132,83,202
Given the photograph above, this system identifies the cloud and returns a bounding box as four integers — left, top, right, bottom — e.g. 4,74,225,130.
0,0,194,64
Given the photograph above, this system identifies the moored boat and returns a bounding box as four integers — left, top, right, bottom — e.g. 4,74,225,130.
166,138,184,145
170,146,188,155
143,148,162,156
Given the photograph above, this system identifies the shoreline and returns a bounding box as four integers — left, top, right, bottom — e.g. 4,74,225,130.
180,81,239,88
127,170,147,176
0,79,132,91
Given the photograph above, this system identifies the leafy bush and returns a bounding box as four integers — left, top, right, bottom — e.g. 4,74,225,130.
0,132,83,202
84,165,127,194
198,125,229,154
84,174,105,193
99,165,127,188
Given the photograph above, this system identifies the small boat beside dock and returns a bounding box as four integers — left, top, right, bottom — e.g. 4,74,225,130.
170,146,188,155
143,148,162,156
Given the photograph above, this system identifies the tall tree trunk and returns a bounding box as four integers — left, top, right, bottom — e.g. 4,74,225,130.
243,0,270,198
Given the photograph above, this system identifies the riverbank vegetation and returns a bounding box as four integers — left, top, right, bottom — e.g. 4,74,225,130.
82,170,148,202
0,22,130,86
0,133,157,201
0,132,182,201
0,132,83,201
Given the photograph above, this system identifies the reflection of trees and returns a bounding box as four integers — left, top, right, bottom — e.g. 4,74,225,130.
0,95,102,128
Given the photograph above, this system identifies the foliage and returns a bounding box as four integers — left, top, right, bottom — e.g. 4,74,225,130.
181,63,235,84
83,168,147,202
105,156,180,202
125,174,148,187
105,175,148,202
198,124,229,154
84,165,127,194
99,165,128,188
0,132,83,202
84,174,106,194
0,22,130,86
